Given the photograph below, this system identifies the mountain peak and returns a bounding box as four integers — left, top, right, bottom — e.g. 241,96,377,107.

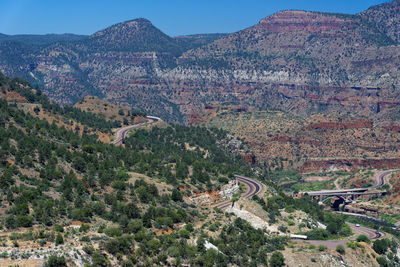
87,18,183,54
90,18,154,38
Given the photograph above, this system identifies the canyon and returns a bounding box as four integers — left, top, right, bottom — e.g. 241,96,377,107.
0,1,400,123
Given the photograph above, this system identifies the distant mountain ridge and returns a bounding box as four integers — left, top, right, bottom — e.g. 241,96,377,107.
0,33,87,45
1,0,400,122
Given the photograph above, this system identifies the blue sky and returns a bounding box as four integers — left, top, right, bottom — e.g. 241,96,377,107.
0,0,388,36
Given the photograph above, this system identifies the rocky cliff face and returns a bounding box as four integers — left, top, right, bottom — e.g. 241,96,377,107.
257,10,352,32
1,1,400,122
204,109,400,172
300,158,400,173
307,119,373,130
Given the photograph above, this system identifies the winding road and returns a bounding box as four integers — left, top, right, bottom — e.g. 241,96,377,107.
347,222,382,239
111,117,264,209
111,116,161,145
299,170,399,247
214,175,264,209
369,169,394,189
111,119,392,244
303,169,397,198
306,222,383,249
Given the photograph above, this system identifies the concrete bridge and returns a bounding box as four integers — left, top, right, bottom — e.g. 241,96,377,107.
305,190,386,203
300,170,396,204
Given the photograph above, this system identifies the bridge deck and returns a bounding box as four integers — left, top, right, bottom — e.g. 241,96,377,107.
303,188,369,195
307,191,386,196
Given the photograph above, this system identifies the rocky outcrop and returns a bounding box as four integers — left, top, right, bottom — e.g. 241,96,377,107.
258,11,353,33
219,180,240,200
300,158,400,173
307,119,373,130
272,135,321,146
240,153,257,165
384,123,400,133
188,190,219,206
189,180,240,205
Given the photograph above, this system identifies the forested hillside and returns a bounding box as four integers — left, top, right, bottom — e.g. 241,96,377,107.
0,74,293,266
1,74,399,266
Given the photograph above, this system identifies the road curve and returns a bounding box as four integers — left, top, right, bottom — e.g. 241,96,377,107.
299,170,397,245
304,169,397,196
214,175,264,209
369,169,396,189
112,118,390,239
111,118,263,209
347,222,383,239
111,116,161,145
305,222,384,249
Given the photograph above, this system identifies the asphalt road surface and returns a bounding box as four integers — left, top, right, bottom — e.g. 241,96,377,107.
369,169,395,189
304,169,397,196
111,117,263,210
112,118,391,246
300,170,398,248
346,222,383,239
214,175,264,209
111,116,160,145
305,222,383,249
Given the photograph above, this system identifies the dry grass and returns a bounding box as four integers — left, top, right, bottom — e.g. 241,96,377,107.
127,172,173,194
17,102,113,143
74,95,135,123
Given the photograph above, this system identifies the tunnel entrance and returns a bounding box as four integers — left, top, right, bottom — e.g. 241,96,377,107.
331,197,345,210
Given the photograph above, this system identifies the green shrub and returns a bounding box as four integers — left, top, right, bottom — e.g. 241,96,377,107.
171,189,183,202
70,207,92,222
278,225,287,233
377,256,389,267
54,225,64,232
45,255,66,267
179,229,190,239
336,244,345,254
55,233,63,246
15,215,33,227
306,228,329,240
80,236,90,242
373,238,391,255
285,205,295,213
127,219,143,234
91,250,110,266
318,245,327,251
0,252,8,258
146,239,161,254
269,251,285,267
346,241,358,249
356,234,370,243
79,224,90,233
218,177,229,184
103,235,133,255
83,245,95,255
298,222,306,229
104,227,123,237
